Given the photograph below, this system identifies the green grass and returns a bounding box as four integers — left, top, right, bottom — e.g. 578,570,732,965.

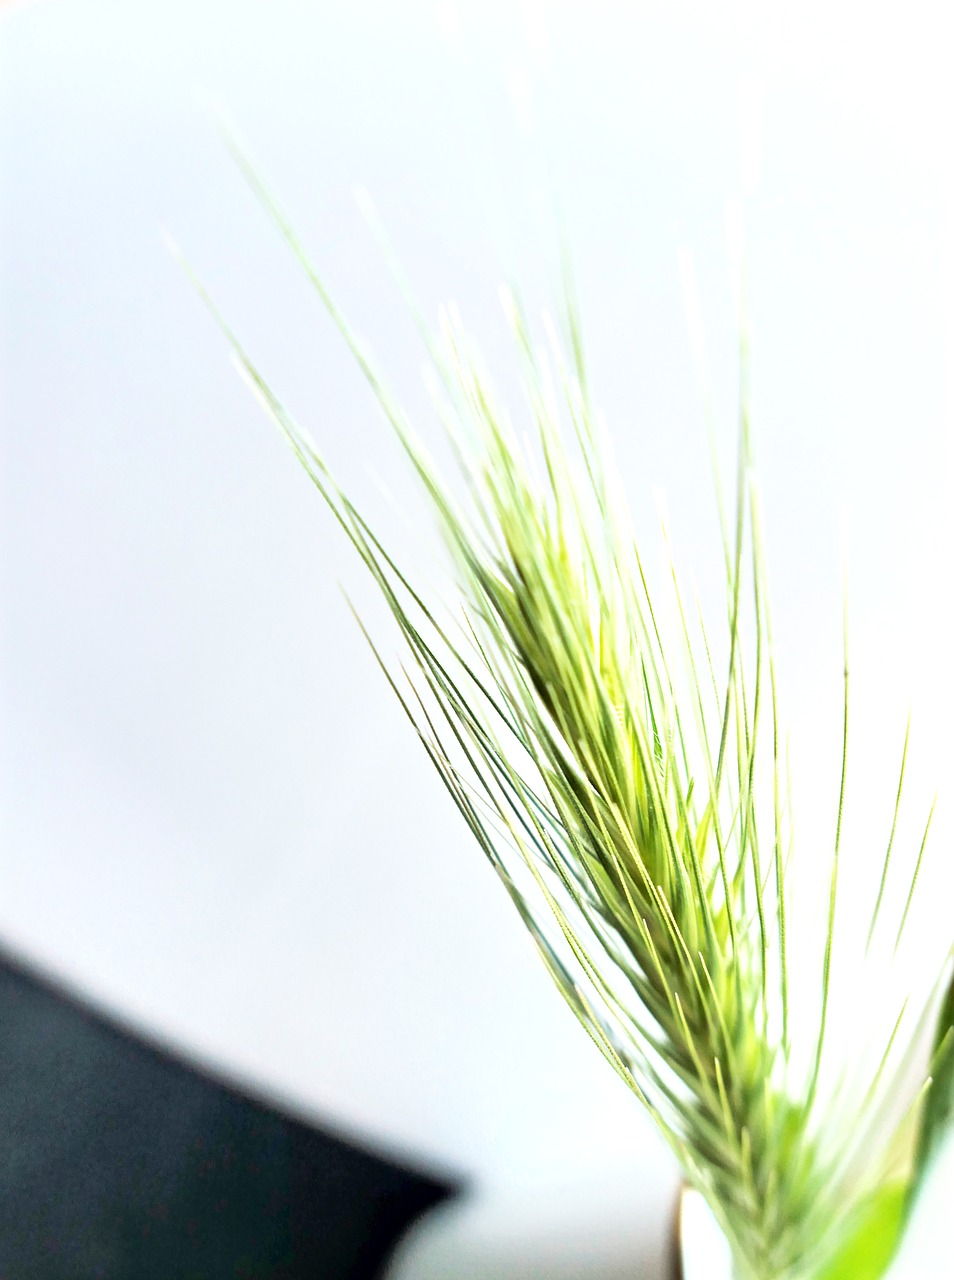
181,133,954,1280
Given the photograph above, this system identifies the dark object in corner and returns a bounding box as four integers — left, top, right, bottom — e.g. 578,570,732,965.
0,948,456,1279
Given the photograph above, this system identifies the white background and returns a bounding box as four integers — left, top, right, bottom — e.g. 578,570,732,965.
1,0,952,1260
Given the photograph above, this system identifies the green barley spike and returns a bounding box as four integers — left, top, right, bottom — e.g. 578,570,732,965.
184,124,952,1280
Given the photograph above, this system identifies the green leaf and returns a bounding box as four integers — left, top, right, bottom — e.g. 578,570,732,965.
813,1182,907,1280
906,967,954,1213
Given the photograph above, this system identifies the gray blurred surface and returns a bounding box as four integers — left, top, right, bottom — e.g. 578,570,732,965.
0,949,452,1279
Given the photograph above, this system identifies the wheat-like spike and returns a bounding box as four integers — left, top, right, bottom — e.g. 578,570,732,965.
183,125,951,1280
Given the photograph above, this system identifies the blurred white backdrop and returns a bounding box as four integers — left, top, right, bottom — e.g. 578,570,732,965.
1,0,952,1250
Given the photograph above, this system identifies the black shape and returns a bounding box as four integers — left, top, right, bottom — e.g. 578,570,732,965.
0,947,457,1279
